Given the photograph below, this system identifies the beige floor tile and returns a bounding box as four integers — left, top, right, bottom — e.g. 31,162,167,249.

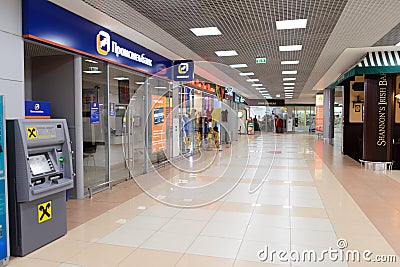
254,205,290,216
219,202,254,213
27,239,89,262
290,207,328,218
8,258,61,267
176,254,234,267
65,213,123,242
118,248,182,267
66,243,134,267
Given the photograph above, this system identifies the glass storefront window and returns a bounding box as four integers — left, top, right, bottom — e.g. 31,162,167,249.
82,58,109,191
109,66,147,180
148,77,172,165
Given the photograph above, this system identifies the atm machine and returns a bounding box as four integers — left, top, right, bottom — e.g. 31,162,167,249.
6,119,73,256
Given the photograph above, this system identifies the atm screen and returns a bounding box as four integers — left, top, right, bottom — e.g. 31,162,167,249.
28,154,52,175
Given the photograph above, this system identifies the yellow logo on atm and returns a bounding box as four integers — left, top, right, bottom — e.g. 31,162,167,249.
27,127,37,139
38,201,52,223
96,30,110,56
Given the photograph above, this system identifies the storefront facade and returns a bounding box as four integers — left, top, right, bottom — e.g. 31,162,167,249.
22,0,176,198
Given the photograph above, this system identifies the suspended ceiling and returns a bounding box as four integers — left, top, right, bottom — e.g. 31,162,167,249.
51,0,400,103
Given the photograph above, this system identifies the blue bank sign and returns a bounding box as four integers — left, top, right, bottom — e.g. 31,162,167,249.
25,101,51,119
22,0,172,78
173,60,194,82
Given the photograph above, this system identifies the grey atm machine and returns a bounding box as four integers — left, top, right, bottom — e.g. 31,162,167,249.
6,119,73,256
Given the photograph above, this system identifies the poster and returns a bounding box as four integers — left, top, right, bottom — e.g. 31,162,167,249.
83,88,98,117
316,94,324,133
90,102,100,125
152,95,166,152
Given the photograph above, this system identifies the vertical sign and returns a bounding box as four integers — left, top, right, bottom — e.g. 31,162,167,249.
90,102,100,125
0,96,8,262
152,96,166,152
316,94,324,133
363,74,395,162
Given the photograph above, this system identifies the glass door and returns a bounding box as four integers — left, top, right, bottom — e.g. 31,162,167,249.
109,66,147,181
82,58,109,192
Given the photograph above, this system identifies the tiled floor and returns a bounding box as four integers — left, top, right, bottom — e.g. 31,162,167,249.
8,133,400,266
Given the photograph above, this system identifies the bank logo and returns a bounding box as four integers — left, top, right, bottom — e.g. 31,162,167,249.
178,63,189,75
34,103,40,111
96,30,110,56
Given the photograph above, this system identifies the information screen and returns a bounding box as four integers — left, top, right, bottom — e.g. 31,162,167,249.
28,154,51,175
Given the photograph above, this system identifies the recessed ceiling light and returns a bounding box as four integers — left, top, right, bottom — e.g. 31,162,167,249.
276,19,307,30
281,60,299,65
251,84,263,87
215,50,238,57
114,76,129,81
279,45,302,52
283,78,296,81
230,64,248,68
283,83,295,86
282,70,298,75
240,72,255,76
85,59,98,64
247,79,259,82
190,27,222,36
284,87,294,89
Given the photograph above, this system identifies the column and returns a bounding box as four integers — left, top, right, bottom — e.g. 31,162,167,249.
0,0,24,119
362,74,395,162
323,88,335,141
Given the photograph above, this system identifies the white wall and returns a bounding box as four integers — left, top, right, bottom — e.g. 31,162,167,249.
0,0,24,119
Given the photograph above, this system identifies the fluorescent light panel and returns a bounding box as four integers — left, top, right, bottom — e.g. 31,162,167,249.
240,72,255,76
83,70,102,74
284,87,294,89
279,45,302,52
283,78,296,81
246,79,259,82
281,60,299,65
251,84,263,87
154,86,167,89
282,70,297,75
215,50,238,57
190,27,222,36
276,94,281,98
256,88,266,90
114,76,129,81
230,64,248,68
283,83,295,86
276,19,307,30
85,59,98,64
135,82,145,85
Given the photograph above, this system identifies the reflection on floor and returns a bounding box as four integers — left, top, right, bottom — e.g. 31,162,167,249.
8,133,400,267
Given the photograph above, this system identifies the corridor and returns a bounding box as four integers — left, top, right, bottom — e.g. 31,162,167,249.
8,133,399,267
